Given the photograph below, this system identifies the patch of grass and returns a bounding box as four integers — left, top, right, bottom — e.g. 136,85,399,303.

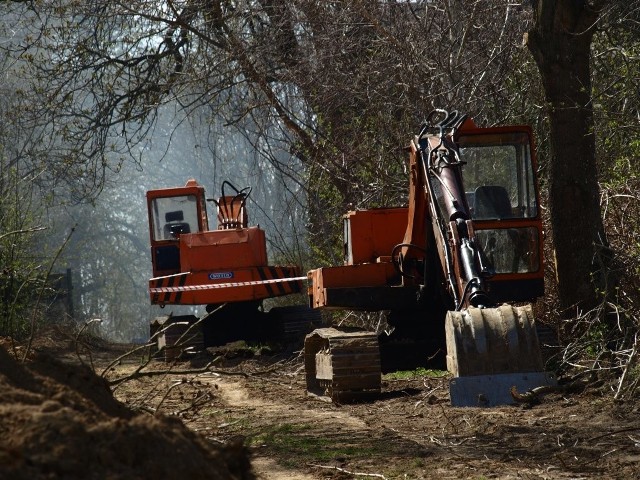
383,367,448,380
207,413,252,434
200,407,223,418
248,423,377,467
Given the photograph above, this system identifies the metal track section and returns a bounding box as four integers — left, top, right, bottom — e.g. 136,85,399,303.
304,328,381,402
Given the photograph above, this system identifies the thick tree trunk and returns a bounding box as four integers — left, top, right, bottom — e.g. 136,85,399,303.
527,1,608,315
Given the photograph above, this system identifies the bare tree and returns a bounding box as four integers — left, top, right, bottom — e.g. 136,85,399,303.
526,0,640,316
2,0,533,269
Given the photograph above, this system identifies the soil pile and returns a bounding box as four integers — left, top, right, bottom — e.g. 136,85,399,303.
0,344,254,480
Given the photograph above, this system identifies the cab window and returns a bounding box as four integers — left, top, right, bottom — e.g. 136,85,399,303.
458,132,537,220
151,195,199,241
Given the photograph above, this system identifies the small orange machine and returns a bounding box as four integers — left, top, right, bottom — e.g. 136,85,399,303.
146,180,306,347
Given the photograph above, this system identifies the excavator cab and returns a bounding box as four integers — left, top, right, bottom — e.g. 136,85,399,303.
147,179,208,278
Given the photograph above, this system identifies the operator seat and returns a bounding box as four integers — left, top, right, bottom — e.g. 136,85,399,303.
163,222,191,239
473,185,513,219
162,210,191,239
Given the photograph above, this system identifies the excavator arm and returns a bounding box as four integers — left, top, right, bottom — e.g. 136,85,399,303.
411,110,554,405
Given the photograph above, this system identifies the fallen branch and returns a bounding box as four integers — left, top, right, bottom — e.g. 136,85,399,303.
614,334,638,400
106,358,288,386
173,390,216,416
308,463,387,479
108,358,226,387
588,426,640,443
103,304,228,386
154,378,188,412
510,371,601,406
100,339,159,378
74,318,103,370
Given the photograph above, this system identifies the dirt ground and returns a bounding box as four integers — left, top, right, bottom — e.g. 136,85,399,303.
107,345,640,480
0,334,254,480
2,330,640,480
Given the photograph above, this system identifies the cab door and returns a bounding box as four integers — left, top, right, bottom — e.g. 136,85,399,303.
458,127,544,302
146,180,209,278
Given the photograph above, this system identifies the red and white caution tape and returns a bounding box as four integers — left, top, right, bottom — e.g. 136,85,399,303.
149,276,307,294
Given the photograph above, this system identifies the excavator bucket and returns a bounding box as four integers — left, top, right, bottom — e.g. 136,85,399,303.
445,304,556,407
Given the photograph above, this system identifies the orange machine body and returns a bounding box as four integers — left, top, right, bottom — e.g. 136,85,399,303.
308,121,544,311
147,179,302,307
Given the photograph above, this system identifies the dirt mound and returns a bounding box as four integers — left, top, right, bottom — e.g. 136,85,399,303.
0,345,254,480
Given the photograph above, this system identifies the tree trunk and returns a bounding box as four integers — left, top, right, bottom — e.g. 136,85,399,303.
526,1,608,316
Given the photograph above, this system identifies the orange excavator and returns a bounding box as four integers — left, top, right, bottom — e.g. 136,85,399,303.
146,180,318,351
304,110,556,406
